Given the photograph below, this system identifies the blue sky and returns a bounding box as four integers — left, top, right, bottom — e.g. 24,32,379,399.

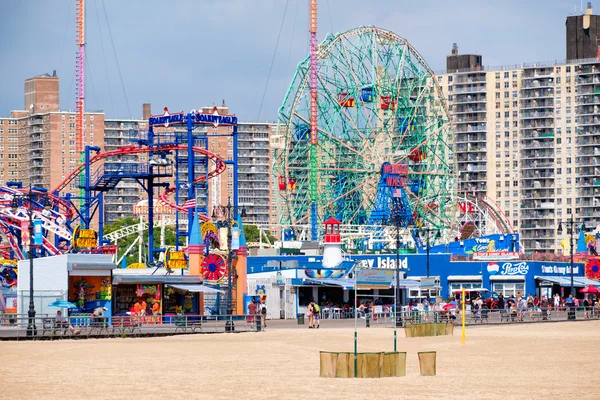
0,0,589,120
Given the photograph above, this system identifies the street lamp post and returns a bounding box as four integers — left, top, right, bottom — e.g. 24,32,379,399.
418,228,440,279
557,215,584,299
11,186,51,337
213,197,246,332
381,209,403,328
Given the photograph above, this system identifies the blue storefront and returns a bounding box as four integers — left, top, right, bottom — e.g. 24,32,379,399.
247,253,589,300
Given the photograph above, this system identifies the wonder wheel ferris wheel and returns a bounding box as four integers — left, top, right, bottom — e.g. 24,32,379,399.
273,26,457,239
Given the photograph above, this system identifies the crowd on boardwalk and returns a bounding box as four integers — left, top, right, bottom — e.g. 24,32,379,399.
297,293,600,326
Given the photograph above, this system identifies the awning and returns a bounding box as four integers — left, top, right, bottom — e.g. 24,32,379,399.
391,279,422,288
113,275,203,285
535,276,584,287
574,277,600,286
490,275,525,281
447,275,482,281
67,254,116,276
167,284,223,293
302,278,355,289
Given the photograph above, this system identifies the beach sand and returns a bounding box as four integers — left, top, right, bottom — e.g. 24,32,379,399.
2,321,599,400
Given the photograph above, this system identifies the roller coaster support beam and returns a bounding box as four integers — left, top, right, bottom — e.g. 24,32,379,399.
147,125,156,263
186,113,195,241
233,122,239,216
82,145,101,229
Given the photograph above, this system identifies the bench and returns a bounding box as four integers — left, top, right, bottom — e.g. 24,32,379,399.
111,316,141,336
499,310,516,322
173,316,202,333
41,318,79,337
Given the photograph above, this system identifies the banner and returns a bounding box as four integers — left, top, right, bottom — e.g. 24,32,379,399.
356,268,395,287
219,227,228,250
20,220,30,246
33,220,43,245
473,252,519,261
231,227,240,250
165,248,187,269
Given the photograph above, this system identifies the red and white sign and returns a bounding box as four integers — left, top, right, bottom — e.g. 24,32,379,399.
473,252,519,261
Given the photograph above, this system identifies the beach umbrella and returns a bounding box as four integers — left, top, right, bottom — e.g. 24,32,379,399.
580,286,600,294
48,300,78,309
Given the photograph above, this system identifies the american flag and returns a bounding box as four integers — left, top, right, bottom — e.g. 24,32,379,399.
182,199,196,209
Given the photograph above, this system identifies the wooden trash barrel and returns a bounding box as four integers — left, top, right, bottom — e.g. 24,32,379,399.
320,351,352,378
321,351,408,378
382,352,406,377
356,352,383,378
418,351,437,376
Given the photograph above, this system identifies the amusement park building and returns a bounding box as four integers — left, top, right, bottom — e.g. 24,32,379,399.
0,74,282,233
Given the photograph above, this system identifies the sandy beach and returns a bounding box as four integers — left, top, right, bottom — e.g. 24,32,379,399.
2,321,599,400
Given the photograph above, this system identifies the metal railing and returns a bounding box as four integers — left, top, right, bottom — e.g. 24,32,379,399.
357,306,600,328
0,313,262,340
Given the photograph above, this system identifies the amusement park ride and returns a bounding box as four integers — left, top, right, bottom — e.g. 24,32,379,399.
0,108,238,262
272,19,516,251
0,0,519,264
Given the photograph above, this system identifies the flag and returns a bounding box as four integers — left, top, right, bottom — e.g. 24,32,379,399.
182,199,196,209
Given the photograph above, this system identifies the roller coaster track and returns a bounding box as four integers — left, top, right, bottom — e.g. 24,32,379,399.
52,144,226,221
463,192,514,234
104,218,187,242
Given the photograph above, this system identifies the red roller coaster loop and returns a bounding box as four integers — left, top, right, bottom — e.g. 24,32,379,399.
52,144,227,221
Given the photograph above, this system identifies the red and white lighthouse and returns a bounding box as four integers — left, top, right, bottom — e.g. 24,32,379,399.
322,218,343,268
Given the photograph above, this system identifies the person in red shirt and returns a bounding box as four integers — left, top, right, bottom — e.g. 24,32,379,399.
247,298,257,325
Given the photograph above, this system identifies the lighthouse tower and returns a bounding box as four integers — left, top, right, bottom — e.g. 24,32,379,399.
322,218,343,268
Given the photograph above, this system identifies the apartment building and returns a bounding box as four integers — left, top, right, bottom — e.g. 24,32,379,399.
103,118,147,224
237,122,278,229
438,45,600,253
0,72,105,193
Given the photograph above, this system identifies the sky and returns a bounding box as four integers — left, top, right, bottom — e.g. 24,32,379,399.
0,0,590,121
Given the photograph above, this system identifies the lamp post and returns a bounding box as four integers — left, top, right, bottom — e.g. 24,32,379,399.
381,208,404,328
11,186,51,336
417,228,441,279
557,215,584,299
213,197,246,332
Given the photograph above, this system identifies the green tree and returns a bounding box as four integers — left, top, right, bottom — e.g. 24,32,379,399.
243,225,277,244
104,217,185,265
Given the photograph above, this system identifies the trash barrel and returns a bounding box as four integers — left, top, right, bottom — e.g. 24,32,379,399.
297,314,305,325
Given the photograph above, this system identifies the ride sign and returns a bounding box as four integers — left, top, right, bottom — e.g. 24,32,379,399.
165,248,187,269
148,108,185,127
194,108,238,127
72,225,98,250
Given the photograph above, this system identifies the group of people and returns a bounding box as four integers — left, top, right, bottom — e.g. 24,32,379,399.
54,306,107,334
305,301,321,328
129,298,161,323
247,298,267,328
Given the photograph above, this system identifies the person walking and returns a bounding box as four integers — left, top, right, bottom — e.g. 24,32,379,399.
312,302,321,329
526,294,534,320
259,299,267,328
247,298,257,326
566,294,575,320
307,302,314,328
583,297,590,320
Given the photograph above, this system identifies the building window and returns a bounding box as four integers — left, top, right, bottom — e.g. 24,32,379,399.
449,282,482,292
492,282,525,297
